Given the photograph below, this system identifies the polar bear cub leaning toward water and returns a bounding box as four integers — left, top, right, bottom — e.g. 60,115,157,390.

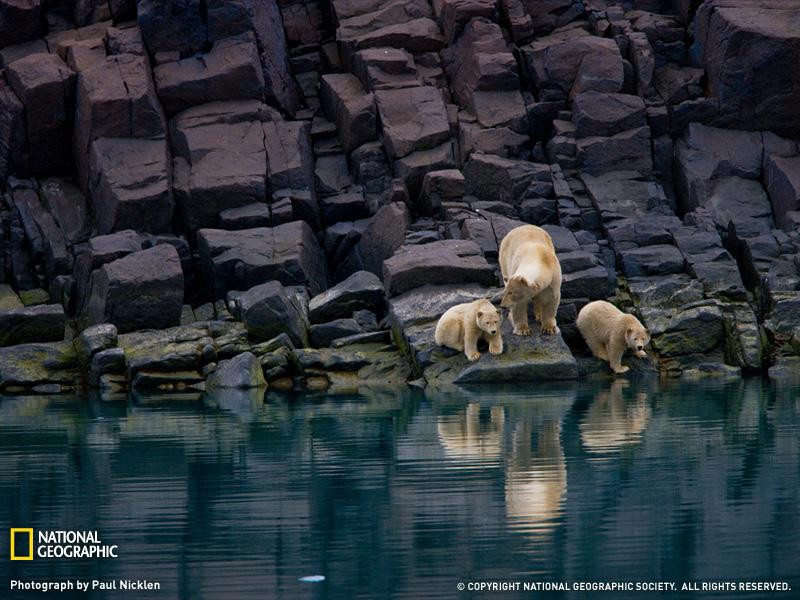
435,299,503,361
499,225,562,335
576,300,650,374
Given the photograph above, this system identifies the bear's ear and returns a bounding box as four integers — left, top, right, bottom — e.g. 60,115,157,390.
477,310,484,319
626,327,634,336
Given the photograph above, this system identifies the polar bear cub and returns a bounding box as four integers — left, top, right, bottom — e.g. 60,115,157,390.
435,298,503,361
576,300,650,374
499,225,562,335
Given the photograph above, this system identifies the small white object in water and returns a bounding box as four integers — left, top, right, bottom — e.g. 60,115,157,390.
298,575,325,583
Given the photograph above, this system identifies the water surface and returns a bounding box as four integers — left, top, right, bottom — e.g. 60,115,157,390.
1,379,798,599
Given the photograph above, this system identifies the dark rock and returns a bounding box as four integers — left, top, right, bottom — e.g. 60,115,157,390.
418,168,464,215
576,126,653,176
337,202,410,280
319,73,377,151
463,154,551,205
88,346,126,387
0,304,65,347
153,33,265,116
88,137,174,235
106,24,145,56
308,270,385,324
375,86,450,159
5,53,75,175
39,178,92,245
206,0,301,115
620,244,685,277
315,154,352,196
0,341,79,393
572,91,646,138
674,123,762,211
198,221,329,299
383,239,495,296
351,47,419,91
170,101,272,231
523,29,623,97
764,155,800,230
693,0,800,137
86,244,184,333
75,323,118,365
320,191,369,226
310,318,368,347
392,142,456,198
237,280,309,346
0,0,42,47
218,203,271,229
74,53,166,190
641,304,725,357
137,0,206,57
206,351,266,389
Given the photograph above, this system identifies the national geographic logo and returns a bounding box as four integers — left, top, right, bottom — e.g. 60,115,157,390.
9,529,118,560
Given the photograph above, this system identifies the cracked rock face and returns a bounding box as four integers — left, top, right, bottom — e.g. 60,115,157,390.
0,0,799,393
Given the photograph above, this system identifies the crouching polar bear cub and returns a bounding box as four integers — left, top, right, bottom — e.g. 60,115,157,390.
577,300,650,374
435,299,503,361
499,225,562,335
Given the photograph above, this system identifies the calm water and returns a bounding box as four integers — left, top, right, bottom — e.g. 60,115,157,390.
1,379,798,599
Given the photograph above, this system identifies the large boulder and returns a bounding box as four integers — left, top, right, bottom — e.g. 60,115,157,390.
206,0,301,114
308,270,385,323
88,137,174,234
673,123,763,212
0,76,27,183
153,33,265,116
383,239,495,296
170,101,271,231
388,284,577,384
337,202,410,279
692,0,800,137
0,304,65,347
73,53,166,191
0,0,42,47
576,126,653,176
522,29,623,98
5,53,75,175
764,154,800,230
0,341,79,393
572,91,647,138
197,221,329,299
86,244,184,333
237,280,309,346
206,351,266,389
375,86,450,159
463,154,551,205
319,73,377,151
619,244,685,277
137,0,206,56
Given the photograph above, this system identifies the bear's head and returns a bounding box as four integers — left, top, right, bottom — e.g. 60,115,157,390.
476,301,501,336
500,275,535,307
625,320,650,358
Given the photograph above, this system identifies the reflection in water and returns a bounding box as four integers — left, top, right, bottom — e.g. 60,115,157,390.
437,403,505,464
505,420,566,540
0,380,799,599
579,380,652,455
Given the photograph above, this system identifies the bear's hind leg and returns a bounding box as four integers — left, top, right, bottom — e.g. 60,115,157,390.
510,301,531,336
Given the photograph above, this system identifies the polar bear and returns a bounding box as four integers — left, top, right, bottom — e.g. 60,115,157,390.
434,298,503,361
499,225,562,335
576,300,650,374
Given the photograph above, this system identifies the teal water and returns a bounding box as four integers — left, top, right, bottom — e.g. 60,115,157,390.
0,379,798,599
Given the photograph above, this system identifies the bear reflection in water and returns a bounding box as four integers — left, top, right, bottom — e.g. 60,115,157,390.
579,380,652,454
504,419,567,538
437,403,505,463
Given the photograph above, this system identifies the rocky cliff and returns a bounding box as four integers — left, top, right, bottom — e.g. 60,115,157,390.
1,0,799,394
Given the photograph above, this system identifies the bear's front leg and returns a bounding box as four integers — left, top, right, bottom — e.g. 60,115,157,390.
537,288,559,335
608,337,629,374
463,329,481,361
488,332,503,355
510,301,531,336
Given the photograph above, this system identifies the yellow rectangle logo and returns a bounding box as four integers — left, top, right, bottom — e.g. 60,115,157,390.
10,528,34,561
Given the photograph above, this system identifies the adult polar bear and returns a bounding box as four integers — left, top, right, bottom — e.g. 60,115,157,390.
499,225,562,335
